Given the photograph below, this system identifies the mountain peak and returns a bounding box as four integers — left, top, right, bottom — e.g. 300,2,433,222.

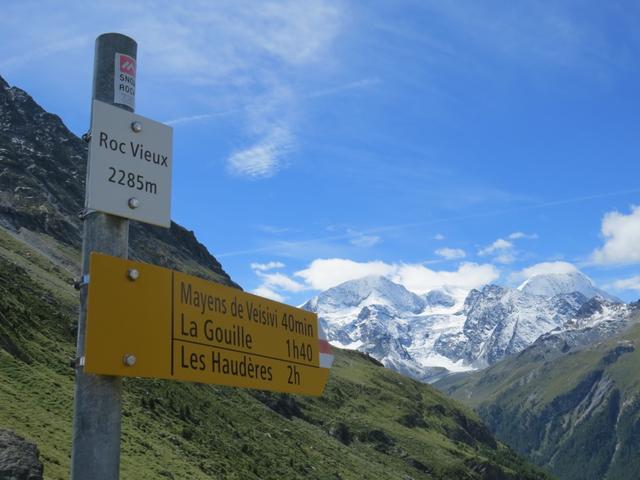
346,274,397,288
517,271,619,302
303,275,425,314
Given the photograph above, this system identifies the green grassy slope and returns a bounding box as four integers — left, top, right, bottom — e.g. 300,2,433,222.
436,317,640,480
0,227,551,480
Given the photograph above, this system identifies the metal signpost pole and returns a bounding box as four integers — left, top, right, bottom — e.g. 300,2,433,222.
70,33,137,480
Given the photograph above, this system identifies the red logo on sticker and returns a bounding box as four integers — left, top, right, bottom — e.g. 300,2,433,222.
119,55,136,76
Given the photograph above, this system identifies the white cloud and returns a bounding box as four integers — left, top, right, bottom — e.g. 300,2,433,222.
165,109,240,126
509,232,538,240
0,2,343,84
478,238,513,256
393,262,500,295
124,2,342,79
435,247,466,260
256,225,293,234
609,276,640,292
219,189,640,258
250,261,285,271
591,206,640,265
477,233,535,264
494,252,516,265
307,77,381,98
256,272,307,292
434,233,446,240
227,126,293,178
347,229,380,248
252,268,308,302
294,258,499,294
166,78,378,127
295,259,396,291
252,286,285,303
0,35,89,70
165,113,216,126
513,261,578,282
249,1,342,65
349,234,381,248
0,2,344,180
415,2,597,70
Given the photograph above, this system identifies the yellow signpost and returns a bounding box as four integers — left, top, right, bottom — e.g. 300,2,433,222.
85,253,332,396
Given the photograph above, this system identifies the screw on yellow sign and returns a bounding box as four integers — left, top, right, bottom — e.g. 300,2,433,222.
84,253,332,396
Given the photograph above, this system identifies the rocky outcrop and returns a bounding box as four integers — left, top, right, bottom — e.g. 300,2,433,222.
0,75,238,287
0,429,43,480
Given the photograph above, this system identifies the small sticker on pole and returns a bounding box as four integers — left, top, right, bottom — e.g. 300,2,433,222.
114,53,136,109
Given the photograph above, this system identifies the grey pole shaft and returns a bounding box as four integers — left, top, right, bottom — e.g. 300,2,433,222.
70,33,137,480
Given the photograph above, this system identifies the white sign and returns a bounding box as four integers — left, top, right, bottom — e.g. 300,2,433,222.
86,100,173,227
114,53,136,109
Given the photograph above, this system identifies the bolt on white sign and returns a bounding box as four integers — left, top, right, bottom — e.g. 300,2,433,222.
114,53,136,109
86,100,173,227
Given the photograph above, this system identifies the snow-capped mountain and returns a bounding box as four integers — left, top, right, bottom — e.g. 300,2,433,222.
303,276,467,381
518,271,620,302
538,296,632,349
302,272,625,382
433,286,588,367
304,275,425,319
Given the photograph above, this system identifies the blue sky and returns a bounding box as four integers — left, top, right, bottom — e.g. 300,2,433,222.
2,0,640,304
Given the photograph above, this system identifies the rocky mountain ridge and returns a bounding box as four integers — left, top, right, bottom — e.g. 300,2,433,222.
435,302,640,480
0,74,237,287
